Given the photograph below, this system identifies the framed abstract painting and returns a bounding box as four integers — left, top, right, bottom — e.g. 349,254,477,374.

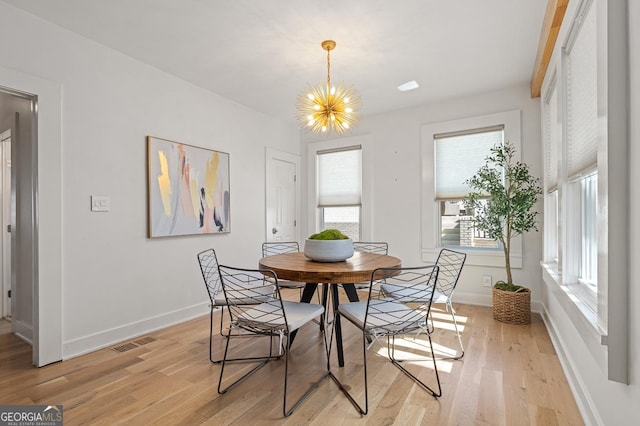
147,136,230,237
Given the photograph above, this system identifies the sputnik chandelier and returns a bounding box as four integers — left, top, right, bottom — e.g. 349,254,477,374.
296,40,361,135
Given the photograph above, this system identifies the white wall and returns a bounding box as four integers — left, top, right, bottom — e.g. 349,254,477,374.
0,2,299,359
301,84,543,308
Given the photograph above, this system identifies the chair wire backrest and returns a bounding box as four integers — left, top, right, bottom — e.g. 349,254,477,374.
218,265,287,334
352,242,389,289
262,241,300,257
353,242,388,255
365,265,439,336
197,248,222,303
434,249,467,298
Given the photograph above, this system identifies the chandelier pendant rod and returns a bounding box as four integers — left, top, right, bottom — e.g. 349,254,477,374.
326,48,331,90
321,40,336,92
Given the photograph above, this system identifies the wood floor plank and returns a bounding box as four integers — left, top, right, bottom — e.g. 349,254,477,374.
0,302,584,425
476,368,504,425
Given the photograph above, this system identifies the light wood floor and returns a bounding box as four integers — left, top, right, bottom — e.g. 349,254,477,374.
0,294,583,425
0,317,11,335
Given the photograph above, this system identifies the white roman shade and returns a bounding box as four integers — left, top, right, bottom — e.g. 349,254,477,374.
566,0,598,180
434,126,503,200
317,146,362,207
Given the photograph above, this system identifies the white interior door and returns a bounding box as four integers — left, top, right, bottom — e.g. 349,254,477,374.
266,148,299,242
0,129,10,319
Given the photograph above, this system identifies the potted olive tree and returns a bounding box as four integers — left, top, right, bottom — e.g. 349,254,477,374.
464,142,542,324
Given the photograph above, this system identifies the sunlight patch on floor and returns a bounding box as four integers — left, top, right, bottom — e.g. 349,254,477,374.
370,337,455,373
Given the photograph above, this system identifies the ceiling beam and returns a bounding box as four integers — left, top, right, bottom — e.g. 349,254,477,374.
530,0,569,98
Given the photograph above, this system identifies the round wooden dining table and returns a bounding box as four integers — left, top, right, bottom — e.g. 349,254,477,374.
259,251,401,367
259,251,401,283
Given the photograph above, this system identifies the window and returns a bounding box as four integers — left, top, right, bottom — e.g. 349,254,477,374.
321,206,360,240
421,110,522,267
316,146,361,239
541,0,599,305
564,0,598,294
542,0,601,329
579,173,597,287
435,127,503,249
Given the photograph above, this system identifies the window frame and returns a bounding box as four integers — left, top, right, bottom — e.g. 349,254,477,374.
307,134,373,240
555,0,601,322
421,109,522,267
542,75,561,266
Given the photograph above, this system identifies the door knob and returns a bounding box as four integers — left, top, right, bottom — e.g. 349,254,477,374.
272,227,278,234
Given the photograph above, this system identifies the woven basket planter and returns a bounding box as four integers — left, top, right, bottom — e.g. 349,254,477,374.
492,287,531,325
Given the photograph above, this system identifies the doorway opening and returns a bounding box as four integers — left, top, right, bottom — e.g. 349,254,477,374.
0,86,37,359
0,128,11,328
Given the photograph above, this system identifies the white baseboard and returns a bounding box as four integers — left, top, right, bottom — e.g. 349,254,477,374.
62,302,210,360
13,319,33,344
540,306,602,426
455,292,492,307
454,291,543,314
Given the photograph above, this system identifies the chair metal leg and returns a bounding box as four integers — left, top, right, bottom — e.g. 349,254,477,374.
283,332,329,417
218,322,328,416
217,331,271,394
426,302,464,360
330,322,442,414
209,306,215,363
387,333,442,398
331,285,346,367
448,302,465,360
209,305,232,363
327,319,368,415
210,306,283,364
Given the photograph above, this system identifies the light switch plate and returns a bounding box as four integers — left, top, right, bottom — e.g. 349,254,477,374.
91,195,110,212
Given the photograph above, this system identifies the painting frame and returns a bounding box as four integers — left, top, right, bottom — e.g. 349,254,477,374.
147,136,230,238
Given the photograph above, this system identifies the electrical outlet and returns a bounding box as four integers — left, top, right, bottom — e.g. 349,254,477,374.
91,195,110,212
482,275,492,287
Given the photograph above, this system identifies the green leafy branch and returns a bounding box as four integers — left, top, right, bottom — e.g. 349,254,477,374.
464,142,542,285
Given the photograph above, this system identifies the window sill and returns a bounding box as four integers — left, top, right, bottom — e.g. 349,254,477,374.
541,262,601,331
423,247,522,268
541,262,606,366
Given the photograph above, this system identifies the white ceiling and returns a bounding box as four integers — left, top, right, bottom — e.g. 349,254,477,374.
4,0,546,123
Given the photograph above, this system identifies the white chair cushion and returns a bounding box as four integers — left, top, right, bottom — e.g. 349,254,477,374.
213,292,227,306
338,299,423,332
238,300,324,333
215,285,275,306
273,278,306,289
380,283,433,303
282,301,325,331
431,290,449,304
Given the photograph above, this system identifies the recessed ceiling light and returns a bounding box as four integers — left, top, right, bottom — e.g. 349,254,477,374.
397,80,419,92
